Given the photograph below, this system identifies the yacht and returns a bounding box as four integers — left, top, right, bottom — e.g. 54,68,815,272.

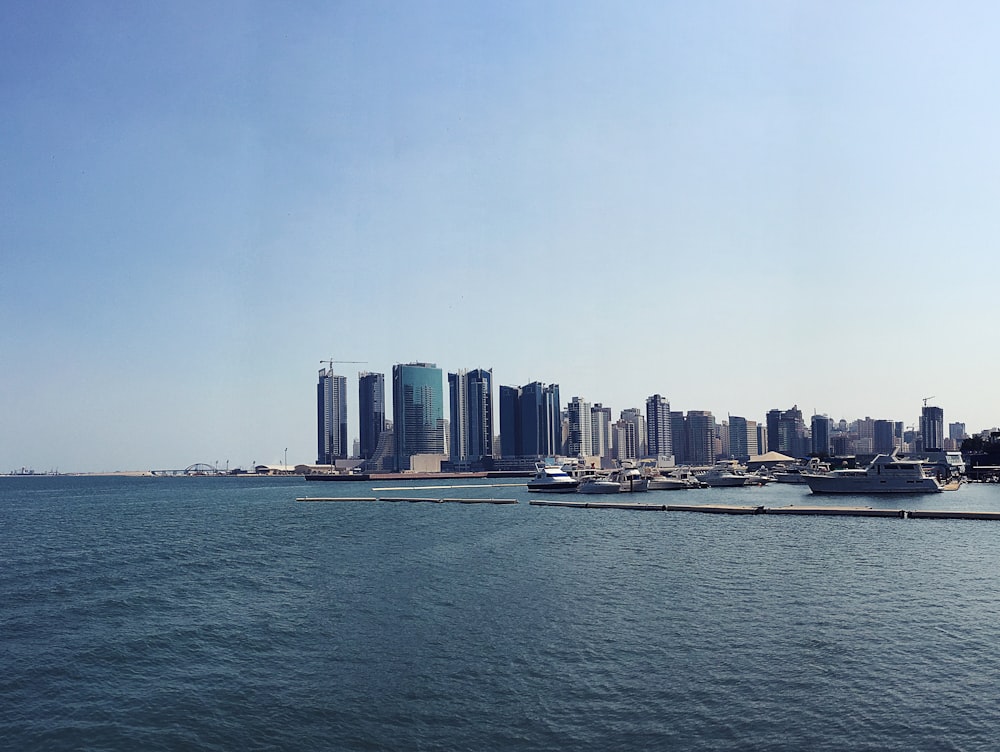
697,460,762,488
773,458,830,484
578,465,649,493
577,474,623,494
527,463,580,493
803,454,944,494
611,465,649,493
646,468,703,490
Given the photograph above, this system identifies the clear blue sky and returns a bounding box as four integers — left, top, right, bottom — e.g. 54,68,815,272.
3,1,999,472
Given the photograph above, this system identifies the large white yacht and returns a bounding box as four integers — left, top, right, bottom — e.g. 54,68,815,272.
577,464,649,494
803,454,944,494
697,460,767,487
526,463,580,493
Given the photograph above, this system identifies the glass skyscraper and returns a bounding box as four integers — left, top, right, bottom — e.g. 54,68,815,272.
448,368,493,463
392,362,445,470
358,372,385,460
317,368,347,465
518,382,561,458
499,385,521,458
920,405,945,451
812,414,833,457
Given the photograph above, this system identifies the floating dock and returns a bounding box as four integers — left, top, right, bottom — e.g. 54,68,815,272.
530,500,1000,520
765,505,906,518
295,496,1000,519
296,496,377,502
297,496,518,505
907,509,1000,520
666,504,763,515
530,499,666,511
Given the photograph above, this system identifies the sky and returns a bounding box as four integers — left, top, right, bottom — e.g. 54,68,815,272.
3,1,1000,472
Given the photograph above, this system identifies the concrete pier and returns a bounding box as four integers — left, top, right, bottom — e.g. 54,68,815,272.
380,497,442,503
666,504,763,515
907,509,1000,520
297,496,1000,520
296,497,377,502
766,506,905,518
531,499,669,510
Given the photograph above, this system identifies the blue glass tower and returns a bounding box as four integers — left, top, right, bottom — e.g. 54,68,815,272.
392,362,445,470
358,372,385,460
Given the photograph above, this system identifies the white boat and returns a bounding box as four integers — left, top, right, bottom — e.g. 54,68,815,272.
646,468,703,490
527,463,580,493
697,461,761,488
579,465,648,493
773,458,830,484
611,465,649,493
577,474,622,494
803,454,943,494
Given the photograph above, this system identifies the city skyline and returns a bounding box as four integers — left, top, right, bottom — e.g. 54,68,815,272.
325,359,969,468
6,3,1000,472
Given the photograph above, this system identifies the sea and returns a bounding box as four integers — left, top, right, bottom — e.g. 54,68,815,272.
3,475,1000,752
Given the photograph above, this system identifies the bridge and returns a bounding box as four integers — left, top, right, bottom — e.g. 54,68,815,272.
150,463,229,477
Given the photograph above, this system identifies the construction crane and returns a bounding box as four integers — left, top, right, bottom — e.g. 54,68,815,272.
320,358,368,374
923,396,936,407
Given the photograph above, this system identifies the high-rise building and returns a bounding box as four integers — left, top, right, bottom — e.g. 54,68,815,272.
646,394,673,461
949,422,967,443
767,405,809,458
392,362,445,470
591,403,613,461
685,410,716,465
746,420,760,457
612,419,637,461
518,382,561,457
317,368,348,465
448,368,493,463
728,416,749,462
502,381,561,458
543,384,561,456
811,414,832,457
620,408,647,458
670,411,688,464
920,405,945,451
499,385,521,458
358,372,385,460
567,397,593,457
873,419,896,454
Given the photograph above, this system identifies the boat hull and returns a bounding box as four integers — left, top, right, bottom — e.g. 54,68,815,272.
700,476,751,488
577,482,622,494
527,483,580,494
804,476,941,494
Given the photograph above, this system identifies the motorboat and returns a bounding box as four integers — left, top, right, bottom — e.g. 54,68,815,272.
697,460,759,488
527,463,580,493
577,474,622,494
803,453,944,494
578,465,648,493
611,464,649,493
646,468,703,491
773,458,830,484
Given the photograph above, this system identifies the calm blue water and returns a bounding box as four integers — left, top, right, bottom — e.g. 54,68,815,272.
3,476,1000,751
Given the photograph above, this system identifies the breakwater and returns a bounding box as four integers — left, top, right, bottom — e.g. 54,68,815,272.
296,495,1000,519
297,496,518,504
529,500,1000,520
